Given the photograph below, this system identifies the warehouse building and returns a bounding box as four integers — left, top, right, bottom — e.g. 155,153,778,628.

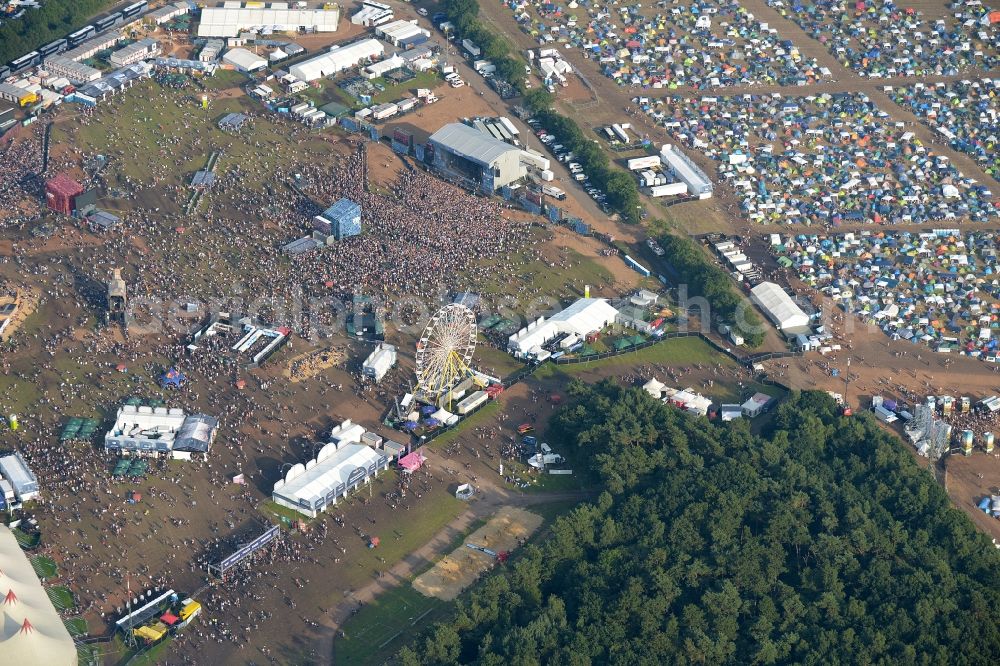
272,441,390,518
0,82,37,107
222,48,267,72
200,38,225,62
148,1,190,25
750,281,810,332
428,123,526,193
104,405,219,460
64,32,124,61
508,298,619,357
0,451,39,501
375,19,430,47
288,38,383,81
312,197,361,239
43,55,101,83
110,38,160,66
659,144,713,199
197,2,340,38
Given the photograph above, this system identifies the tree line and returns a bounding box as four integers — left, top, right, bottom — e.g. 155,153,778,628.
397,383,1000,664
658,233,765,347
0,0,115,64
524,89,643,225
441,0,644,225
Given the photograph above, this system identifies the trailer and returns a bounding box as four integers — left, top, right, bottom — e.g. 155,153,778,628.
611,123,630,144
627,155,660,171
498,116,520,136
457,390,488,414
541,185,565,200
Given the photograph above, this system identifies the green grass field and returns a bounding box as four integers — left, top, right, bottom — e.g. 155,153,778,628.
334,585,451,664
47,585,75,611
64,617,88,637
371,71,442,105
12,527,40,549
31,555,57,579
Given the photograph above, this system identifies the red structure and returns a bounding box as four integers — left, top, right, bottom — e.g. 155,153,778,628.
45,173,84,216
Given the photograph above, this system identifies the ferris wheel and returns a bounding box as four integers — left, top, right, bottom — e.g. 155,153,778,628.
415,304,477,405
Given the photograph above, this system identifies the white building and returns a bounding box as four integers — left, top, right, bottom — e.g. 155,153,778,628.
364,53,404,79
742,392,773,418
272,442,390,518
329,418,367,446
104,405,218,459
148,1,190,25
0,451,39,502
198,2,340,38
374,19,430,47
362,343,396,382
508,298,619,357
0,525,77,666
659,144,713,198
110,38,160,67
43,55,101,83
222,48,267,72
288,38,384,81
750,281,810,331
352,0,393,27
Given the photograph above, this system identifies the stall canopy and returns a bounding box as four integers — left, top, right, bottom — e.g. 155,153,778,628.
398,450,426,473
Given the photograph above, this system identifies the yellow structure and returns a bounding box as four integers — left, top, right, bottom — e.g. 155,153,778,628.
134,623,167,643
179,600,201,622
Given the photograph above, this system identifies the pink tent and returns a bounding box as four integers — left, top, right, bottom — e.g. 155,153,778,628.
398,451,426,473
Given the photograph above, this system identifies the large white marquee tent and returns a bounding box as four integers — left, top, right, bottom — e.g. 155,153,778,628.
0,525,77,666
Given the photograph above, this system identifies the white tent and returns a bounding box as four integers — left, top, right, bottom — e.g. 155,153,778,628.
289,39,384,82
0,526,76,666
750,281,810,331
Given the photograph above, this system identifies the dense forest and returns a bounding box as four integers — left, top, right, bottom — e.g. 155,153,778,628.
399,383,1000,665
0,0,115,64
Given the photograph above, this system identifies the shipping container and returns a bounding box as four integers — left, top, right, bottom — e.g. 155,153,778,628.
457,390,488,414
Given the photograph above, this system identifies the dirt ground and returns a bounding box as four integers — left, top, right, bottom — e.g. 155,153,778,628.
945,452,1000,543
412,506,542,601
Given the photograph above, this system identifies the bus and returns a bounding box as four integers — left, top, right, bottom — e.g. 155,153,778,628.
94,12,123,31
8,51,40,74
39,39,68,57
68,25,97,46
121,1,148,18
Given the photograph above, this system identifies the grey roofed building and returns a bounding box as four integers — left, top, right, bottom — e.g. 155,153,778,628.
173,414,219,453
282,236,321,256
0,451,39,501
191,170,216,188
430,123,519,166
428,122,526,192
284,42,305,56
218,112,248,131
87,210,120,230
